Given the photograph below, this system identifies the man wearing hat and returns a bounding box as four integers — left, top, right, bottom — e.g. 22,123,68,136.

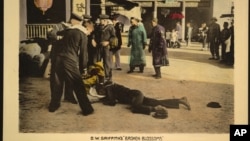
207,17,221,60
111,14,123,70
95,14,116,82
48,12,94,116
148,18,169,79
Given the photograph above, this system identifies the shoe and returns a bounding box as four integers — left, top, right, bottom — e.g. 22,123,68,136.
152,74,157,77
116,68,122,71
214,57,220,60
127,70,134,73
82,108,94,116
155,76,161,79
208,57,215,60
179,97,191,110
48,103,61,112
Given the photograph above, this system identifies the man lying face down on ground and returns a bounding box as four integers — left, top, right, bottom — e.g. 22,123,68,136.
94,81,191,118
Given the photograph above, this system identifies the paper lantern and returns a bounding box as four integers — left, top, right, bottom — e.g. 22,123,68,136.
34,0,53,15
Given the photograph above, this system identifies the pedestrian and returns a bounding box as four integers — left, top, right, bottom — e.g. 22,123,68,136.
165,29,171,48
111,14,123,71
148,18,169,79
47,21,77,104
127,17,147,73
186,22,193,47
95,14,116,82
219,22,231,63
94,81,191,118
170,28,178,48
224,20,234,66
175,21,182,48
207,17,221,60
48,13,94,116
198,22,209,51
82,15,98,67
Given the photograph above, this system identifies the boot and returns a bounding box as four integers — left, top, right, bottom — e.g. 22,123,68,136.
155,67,161,79
127,66,135,73
139,65,144,73
152,67,157,77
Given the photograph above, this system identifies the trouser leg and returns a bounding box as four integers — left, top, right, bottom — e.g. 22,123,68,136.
114,50,121,69
103,47,112,81
130,90,152,115
215,43,220,59
63,59,94,115
221,43,226,60
143,97,179,109
209,41,215,57
49,58,64,111
64,80,77,104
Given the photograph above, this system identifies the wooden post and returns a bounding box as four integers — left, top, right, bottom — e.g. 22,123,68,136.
153,0,157,18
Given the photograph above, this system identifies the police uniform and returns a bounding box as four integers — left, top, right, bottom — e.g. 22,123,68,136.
49,13,94,115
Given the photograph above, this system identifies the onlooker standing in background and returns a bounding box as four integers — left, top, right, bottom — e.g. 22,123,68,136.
111,14,123,71
165,29,171,48
82,15,97,67
127,17,147,73
185,22,193,47
175,21,182,48
96,14,116,82
207,17,220,60
219,22,231,63
148,18,169,79
198,22,209,51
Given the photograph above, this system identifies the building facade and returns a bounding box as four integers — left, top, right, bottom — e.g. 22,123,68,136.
20,0,234,41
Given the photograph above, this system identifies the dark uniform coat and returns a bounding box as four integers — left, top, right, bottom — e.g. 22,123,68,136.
149,24,168,67
49,25,93,114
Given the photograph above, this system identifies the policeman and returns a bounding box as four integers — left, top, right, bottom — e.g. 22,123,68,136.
48,13,94,116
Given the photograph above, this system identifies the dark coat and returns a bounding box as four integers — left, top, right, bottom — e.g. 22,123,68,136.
57,26,88,73
207,22,220,42
149,24,168,67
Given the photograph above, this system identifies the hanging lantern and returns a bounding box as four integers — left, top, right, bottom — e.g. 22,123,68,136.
34,0,53,15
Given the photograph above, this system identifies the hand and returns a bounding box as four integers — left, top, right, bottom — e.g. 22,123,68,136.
101,41,109,47
92,39,97,47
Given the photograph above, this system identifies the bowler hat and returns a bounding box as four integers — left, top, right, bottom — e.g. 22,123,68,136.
152,106,168,119
83,14,92,20
70,13,83,21
207,102,221,108
99,14,110,19
211,17,217,21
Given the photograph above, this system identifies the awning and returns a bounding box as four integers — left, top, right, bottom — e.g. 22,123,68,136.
106,0,139,10
220,14,234,18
